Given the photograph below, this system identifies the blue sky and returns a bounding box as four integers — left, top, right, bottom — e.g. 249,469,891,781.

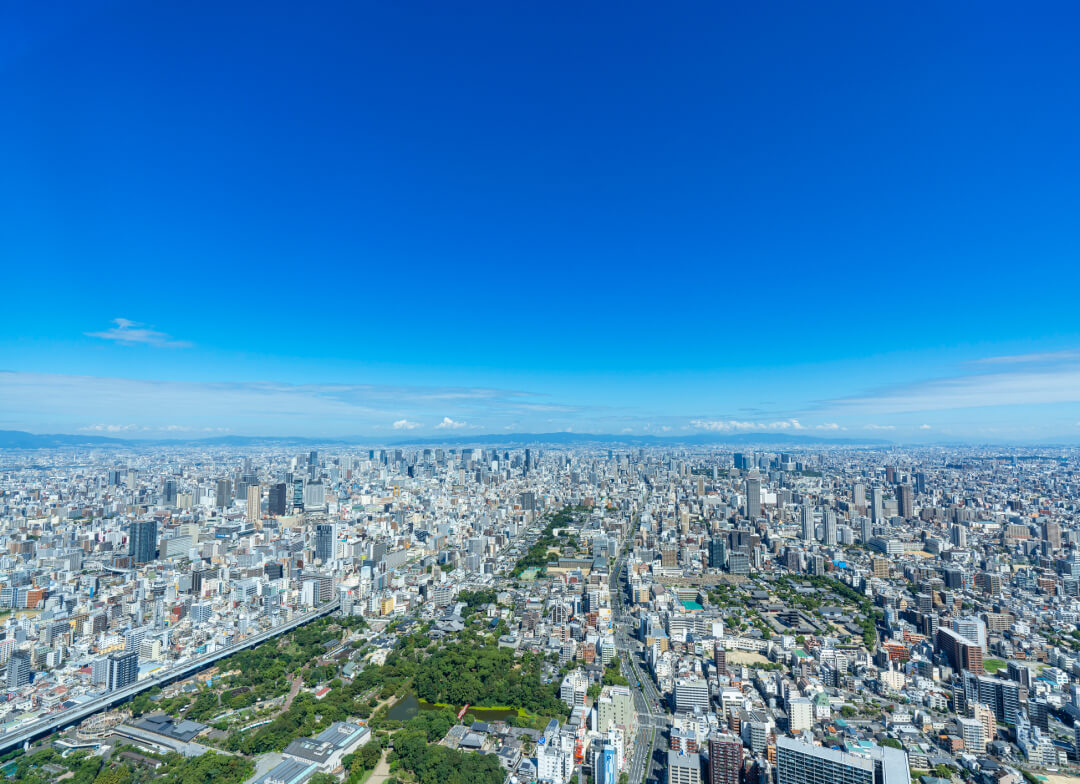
3,1,1080,442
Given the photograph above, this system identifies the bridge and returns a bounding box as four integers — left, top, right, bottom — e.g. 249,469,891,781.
0,599,340,755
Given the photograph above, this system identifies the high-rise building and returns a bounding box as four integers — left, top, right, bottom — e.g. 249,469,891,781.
959,671,1021,724
852,483,866,510
304,481,326,510
897,484,914,518
714,643,727,675
596,685,636,737
1042,521,1062,551
745,478,762,520
596,737,618,784
871,487,884,524
129,520,157,564
162,479,178,506
801,504,815,542
708,539,727,570
669,750,702,784
107,650,138,691
823,510,838,546
788,696,814,731
315,523,337,564
246,484,261,523
952,616,987,652
958,717,985,752
215,479,231,508
950,525,967,548
777,736,910,784
674,678,710,714
708,735,742,784
936,627,983,674
269,482,288,516
6,650,31,691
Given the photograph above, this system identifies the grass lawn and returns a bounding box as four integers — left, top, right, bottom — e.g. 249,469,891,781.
983,658,1007,674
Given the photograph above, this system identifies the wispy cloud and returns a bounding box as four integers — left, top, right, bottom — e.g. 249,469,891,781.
690,418,805,432
0,372,568,437
85,318,192,348
919,424,932,430
79,423,230,434
974,349,1080,365
863,424,896,431
831,364,1080,414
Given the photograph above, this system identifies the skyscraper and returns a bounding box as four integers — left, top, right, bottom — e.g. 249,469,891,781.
129,520,157,564
852,483,866,510
801,504,815,542
269,482,288,516
247,484,261,523
315,523,337,564
871,487,884,523
823,509,838,546
708,538,727,570
745,478,762,520
897,484,914,518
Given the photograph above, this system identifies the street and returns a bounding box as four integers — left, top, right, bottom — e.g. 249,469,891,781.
611,546,667,784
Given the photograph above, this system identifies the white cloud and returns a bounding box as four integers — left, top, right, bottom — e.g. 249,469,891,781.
621,428,633,433
434,417,467,430
814,423,841,430
919,424,932,430
85,318,192,348
80,423,141,432
863,424,896,431
392,419,421,430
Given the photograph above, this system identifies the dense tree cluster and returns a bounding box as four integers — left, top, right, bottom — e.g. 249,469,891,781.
392,726,505,784
184,616,365,723
6,749,101,784
511,506,585,576
456,589,497,615
411,634,564,715
342,740,385,784
5,747,253,784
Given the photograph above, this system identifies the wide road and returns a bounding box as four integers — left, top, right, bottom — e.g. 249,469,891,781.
0,599,340,755
611,542,667,784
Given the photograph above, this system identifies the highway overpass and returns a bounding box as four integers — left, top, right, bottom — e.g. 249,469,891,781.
0,599,340,755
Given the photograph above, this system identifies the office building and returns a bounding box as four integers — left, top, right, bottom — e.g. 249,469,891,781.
745,478,762,520
777,736,910,784
129,520,157,564
669,750,702,784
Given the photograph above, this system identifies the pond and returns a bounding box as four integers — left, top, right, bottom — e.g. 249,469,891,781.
387,693,520,724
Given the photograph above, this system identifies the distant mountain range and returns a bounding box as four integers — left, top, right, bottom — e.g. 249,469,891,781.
0,428,891,449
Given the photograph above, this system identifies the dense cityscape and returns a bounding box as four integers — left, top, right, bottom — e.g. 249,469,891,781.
1,443,1079,784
